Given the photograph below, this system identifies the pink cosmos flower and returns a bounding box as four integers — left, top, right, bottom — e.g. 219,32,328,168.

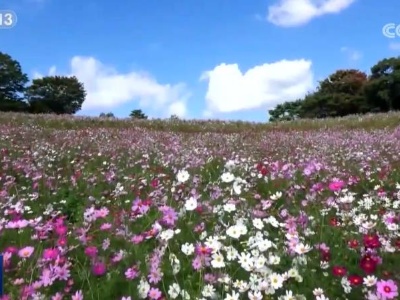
95,207,109,218
131,234,144,244
51,292,63,300
376,279,398,299
18,246,34,258
148,288,162,299
71,290,83,300
99,223,112,230
125,266,140,280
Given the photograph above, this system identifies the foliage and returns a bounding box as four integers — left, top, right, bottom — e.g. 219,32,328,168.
26,76,86,114
129,109,148,119
268,99,303,122
269,61,400,121
0,52,29,112
100,112,115,118
363,57,400,112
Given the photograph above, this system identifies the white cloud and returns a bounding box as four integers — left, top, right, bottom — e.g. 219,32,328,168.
201,59,314,115
167,101,187,117
340,47,362,61
267,0,356,27
34,56,190,117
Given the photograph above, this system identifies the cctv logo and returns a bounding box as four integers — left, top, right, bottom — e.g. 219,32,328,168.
382,23,400,38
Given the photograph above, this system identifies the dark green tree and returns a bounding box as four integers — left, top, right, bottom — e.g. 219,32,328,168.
363,57,400,112
100,112,115,118
298,69,369,118
26,76,86,114
129,109,147,119
0,52,29,112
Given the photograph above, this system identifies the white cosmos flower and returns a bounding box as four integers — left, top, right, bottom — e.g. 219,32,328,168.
232,178,245,195
211,252,225,268
224,290,240,300
266,216,280,228
294,243,312,255
224,160,236,170
257,239,273,252
184,197,197,211
226,225,241,239
160,229,174,241
269,273,284,289
363,275,377,287
270,191,282,200
236,223,247,235
181,243,194,255
202,284,216,297
176,170,190,183
168,283,181,299
221,172,235,183
225,246,238,261
252,218,264,230
238,252,254,270
362,221,376,229
313,288,324,296
248,291,263,300
268,254,280,265
223,203,236,212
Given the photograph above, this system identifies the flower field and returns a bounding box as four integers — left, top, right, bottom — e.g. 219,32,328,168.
1,113,400,300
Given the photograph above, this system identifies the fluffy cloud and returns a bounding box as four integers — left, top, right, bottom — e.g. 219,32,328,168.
267,0,356,27
201,59,314,115
34,56,190,117
167,101,187,117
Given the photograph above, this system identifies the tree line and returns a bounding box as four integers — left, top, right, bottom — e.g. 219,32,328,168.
268,56,400,121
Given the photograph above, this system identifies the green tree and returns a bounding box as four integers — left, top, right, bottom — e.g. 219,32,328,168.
298,69,369,118
268,99,303,122
129,109,147,119
26,76,86,114
363,57,400,112
0,52,29,112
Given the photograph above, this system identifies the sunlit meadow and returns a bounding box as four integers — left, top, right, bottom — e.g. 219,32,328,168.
1,112,400,300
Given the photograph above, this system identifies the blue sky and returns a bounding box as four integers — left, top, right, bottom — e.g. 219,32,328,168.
1,0,400,122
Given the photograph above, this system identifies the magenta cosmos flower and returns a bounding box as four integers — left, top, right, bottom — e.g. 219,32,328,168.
328,179,345,192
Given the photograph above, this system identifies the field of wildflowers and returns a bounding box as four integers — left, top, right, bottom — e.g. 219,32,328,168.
1,112,400,300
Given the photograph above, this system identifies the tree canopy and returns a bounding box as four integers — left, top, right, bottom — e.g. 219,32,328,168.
26,76,86,114
0,52,29,112
268,57,400,121
129,109,148,119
